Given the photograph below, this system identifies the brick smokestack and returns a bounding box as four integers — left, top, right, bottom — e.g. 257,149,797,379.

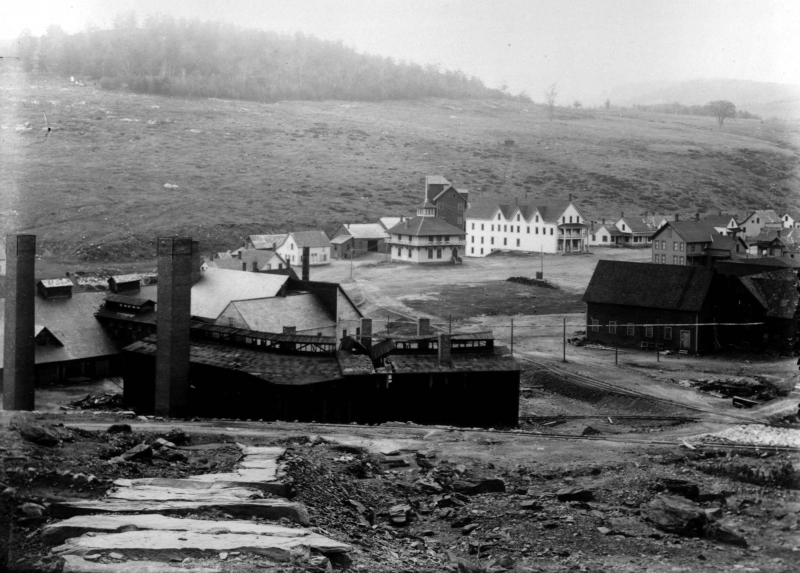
417,317,430,336
155,237,193,418
3,235,36,410
302,246,310,281
361,318,372,347
191,240,201,284
438,333,451,363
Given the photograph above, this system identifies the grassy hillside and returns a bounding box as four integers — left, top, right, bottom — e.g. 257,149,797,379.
2,72,799,261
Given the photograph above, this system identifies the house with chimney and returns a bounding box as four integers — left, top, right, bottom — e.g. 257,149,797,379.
276,231,331,266
651,218,747,267
387,201,466,264
702,213,741,236
424,175,469,231
206,249,288,272
612,213,656,247
464,196,588,256
244,234,288,251
739,209,782,239
588,222,624,247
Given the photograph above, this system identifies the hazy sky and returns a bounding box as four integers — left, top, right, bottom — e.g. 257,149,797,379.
2,0,798,103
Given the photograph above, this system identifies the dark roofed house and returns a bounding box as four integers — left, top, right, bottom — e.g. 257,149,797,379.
424,175,469,231
651,220,745,267
583,260,717,353
331,223,390,259
108,274,141,294
122,320,520,427
387,201,466,264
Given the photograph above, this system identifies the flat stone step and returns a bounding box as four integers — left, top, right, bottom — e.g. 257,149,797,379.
62,555,222,573
113,477,288,497
43,514,314,545
107,485,264,503
187,470,290,497
54,529,351,562
51,498,309,525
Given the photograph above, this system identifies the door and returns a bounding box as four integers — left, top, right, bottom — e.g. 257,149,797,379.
680,330,691,350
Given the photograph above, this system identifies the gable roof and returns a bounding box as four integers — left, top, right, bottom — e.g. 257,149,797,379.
702,214,738,228
653,220,721,243
583,260,715,312
743,209,781,224
339,224,389,240
738,270,800,319
230,293,336,333
246,234,288,250
39,278,73,288
138,268,289,320
289,231,331,248
425,175,451,186
379,216,411,230
387,215,465,237
465,198,581,224
617,217,652,234
0,292,119,367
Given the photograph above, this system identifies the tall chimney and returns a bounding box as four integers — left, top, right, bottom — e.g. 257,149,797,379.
3,235,36,410
155,237,193,418
621,211,624,218
191,240,201,284
361,318,373,348
675,213,680,222
695,212,700,221
272,242,277,251
438,333,451,363
302,246,310,281
417,317,430,336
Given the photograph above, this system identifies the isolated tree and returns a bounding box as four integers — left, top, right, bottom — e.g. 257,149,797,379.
572,100,582,109
604,98,611,110
707,100,736,128
544,83,558,121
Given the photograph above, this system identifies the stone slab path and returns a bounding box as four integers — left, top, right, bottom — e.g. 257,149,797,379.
49,443,350,572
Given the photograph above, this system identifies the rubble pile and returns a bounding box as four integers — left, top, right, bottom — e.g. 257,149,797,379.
674,376,791,401
696,424,800,448
506,276,559,290
67,392,125,411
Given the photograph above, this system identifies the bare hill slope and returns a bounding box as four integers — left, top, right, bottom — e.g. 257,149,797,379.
2,73,799,261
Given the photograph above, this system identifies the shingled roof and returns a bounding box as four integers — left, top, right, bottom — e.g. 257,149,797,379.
653,220,721,244
387,216,465,236
339,224,389,240
583,260,715,312
246,234,288,250
290,231,331,248
464,198,578,224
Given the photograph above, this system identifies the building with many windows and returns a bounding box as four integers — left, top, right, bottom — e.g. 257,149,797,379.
424,175,469,231
464,198,588,256
651,220,747,267
386,201,466,264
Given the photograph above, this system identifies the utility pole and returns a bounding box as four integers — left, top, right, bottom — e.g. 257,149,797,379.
615,343,618,366
511,318,514,356
656,320,660,363
562,316,566,363
449,315,452,333
349,249,353,280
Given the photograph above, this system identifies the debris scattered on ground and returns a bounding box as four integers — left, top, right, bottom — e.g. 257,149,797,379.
696,424,800,448
68,393,125,411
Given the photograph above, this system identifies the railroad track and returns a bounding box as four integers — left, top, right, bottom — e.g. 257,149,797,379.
520,356,770,425
519,415,699,423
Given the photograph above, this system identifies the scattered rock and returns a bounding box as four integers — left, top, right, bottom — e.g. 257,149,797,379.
660,478,700,501
120,443,153,462
556,487,594,502
461,523,479,535
451,516,472,528
520,500,543,511
452,478,506,495
108,552,124,560
14,420,60,447
707,523,748,547
704,507,724,521
414,478,443,494
106,424,132,434
646,495,708,537
581,426,602,436
388,504,411,526
20,503,45,517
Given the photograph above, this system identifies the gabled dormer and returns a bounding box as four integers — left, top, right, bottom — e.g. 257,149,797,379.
417,201,437,218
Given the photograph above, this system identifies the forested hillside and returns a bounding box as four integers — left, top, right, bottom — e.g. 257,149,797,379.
14,15,518,103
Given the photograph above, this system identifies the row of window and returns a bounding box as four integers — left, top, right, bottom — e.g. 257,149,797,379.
653,240,685,252
492,213,582,224
653,254,685,264
438,203,464,211
590,320,674,339
394,235,459,243
471,222,556,236
395,247,447,259
471,237,522,247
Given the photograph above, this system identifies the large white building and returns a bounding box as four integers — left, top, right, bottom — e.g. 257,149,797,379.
464,199,589,256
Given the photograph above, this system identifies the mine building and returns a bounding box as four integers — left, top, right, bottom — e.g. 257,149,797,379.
387,201,466,264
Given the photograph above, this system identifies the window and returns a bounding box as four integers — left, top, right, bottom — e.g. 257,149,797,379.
459,203,464,211
679,243,684,252
591,319,599,332
491,237,494,245
550,228,554,235
653,254,659,263
680,256,684,264
504,225,507,232
609,321,617,334
535,227,539,234
626,323,634,336
471,223,475,230
664,327,673,340
662,240,666,249
527,227,530,233
661,254,666,263
491,225,494,232
622,224,626,231
471,236,474,243
645,326,653,338
570,216,573,223
517,214,520,221
497,214,501,220
471,247,474,254
690,244,695,252
673,256,678,264
481,237,484,244
428,249,433,259
438,203,444,210
445,236,450,243
602,235,608,242
517,226,520,233
481,224,484,231
323,254,327,261
481,248,484,254
436,248,442,259
504,238,507,246
516,239,520,247
457,217,462,225
673,242,677,251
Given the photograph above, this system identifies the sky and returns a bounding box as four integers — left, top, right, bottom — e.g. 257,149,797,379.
1,0,798,104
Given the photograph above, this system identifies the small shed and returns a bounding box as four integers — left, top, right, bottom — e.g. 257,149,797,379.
108,274,141,294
